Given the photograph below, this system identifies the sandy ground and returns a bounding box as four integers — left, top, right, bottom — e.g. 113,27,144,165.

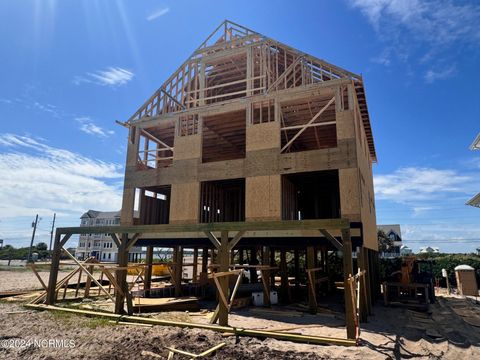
1,269,480,359
0,267,77,293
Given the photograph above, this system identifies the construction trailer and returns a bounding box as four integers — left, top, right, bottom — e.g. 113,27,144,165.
46,20,378,340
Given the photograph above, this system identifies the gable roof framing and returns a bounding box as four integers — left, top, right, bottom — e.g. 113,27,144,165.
126,20,377,161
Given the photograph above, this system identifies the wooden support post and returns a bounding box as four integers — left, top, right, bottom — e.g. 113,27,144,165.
217,231,230,326
75,269,83,297
306,246,317,313
192,248,198,282
270,248,275,286
144,246,154,297
249,247,258,283
357,248,366,322
342,228,355,339
280,250,290,303
260,269,271,306
84,264,94,298
294,249,300,289
262,247,270,265
200,247,209,284
46,232,71,305
357,247,369,322
97,271,104,296
363,248,372,314
115,233,129,314
174,246,183,297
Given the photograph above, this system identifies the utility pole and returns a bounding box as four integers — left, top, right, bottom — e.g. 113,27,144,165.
28,214,39,263
49,213,56,252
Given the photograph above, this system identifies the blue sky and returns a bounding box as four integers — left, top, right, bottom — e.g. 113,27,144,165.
0,0,479,253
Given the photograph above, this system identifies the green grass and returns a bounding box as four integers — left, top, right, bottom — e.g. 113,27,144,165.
0,265,30,272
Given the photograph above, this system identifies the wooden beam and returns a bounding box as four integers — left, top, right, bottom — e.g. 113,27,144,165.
27,264,48,291
192,248,198,282
341,228,355,339
115,233,130,314
204,231,221,249
306,246,317,313
280,96,335,153
58,218,350,235
144,246,154,297
228,230,245,251
280,250,289,303
126,233,141,251
110,233,121,248
218,231,230,326
27,304,358,346
174,246,183,297
46,231,62,305
281,120,335,131
62,248,115,302
319,229,343,251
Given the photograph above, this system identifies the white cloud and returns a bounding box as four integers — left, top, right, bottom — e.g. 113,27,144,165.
348,0,480,80
74,67,134,87
374,167,473,202
75,117,114,138
412,206,434,216
147,7,170,21
349,0,480,45
424,65,457,83
0,133,123,219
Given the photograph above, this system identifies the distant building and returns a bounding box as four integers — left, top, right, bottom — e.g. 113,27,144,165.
400,245,413,256
75,210,142,262
419,246,440,254
378,224,402,258
0,239,3,249
466,133,480,208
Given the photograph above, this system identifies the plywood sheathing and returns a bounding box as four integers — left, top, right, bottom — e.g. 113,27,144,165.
173,133,202,161
170,182,200,223
339,168,361,222
246,175,281,220
124,140,357,189
246,121,280,151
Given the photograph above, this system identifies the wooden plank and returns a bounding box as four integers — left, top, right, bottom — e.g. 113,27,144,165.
26,303,358,346
27,264,48,291
281,96,335,153
341,228,355,339
144,246,154,296
306,246,317,313
57,218,350,235
62,248,115,302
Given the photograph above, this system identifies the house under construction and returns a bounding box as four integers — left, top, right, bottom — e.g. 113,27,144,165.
46,20,378,341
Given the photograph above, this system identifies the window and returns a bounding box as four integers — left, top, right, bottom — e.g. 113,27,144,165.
202,110,246,163
108,253,111,260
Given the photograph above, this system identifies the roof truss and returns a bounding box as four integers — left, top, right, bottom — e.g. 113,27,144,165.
126,20,376,161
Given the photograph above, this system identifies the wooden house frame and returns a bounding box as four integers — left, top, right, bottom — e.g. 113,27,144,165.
46,20,378,340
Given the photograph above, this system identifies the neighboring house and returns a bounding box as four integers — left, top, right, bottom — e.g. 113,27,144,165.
75,210,142,262
378,224,402,258
419,246,440,254
466,133,480,208
400,245,413,256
